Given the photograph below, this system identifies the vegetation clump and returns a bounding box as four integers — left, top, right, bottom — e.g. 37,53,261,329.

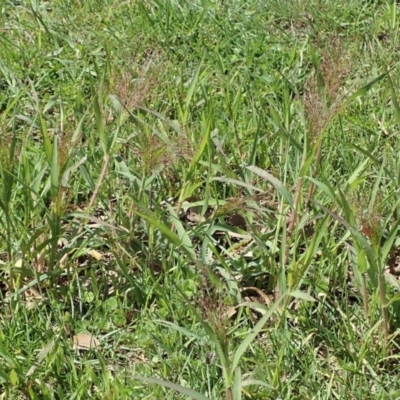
1,1,400,399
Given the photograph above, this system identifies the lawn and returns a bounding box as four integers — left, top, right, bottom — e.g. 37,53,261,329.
1,0,400,399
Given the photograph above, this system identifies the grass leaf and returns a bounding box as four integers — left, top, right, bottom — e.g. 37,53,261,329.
231,294,284,374
133,376,209,400
246,165,293,206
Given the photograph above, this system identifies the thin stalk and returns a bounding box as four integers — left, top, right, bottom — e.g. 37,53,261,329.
88,154,110,209
307,138,323,203
361,273,369,319
288,175,304,234
378,272,389,340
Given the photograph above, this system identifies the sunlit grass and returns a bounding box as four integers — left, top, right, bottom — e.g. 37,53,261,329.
1,0,400,399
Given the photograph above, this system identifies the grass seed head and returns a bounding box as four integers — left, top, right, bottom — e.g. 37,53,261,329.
304,38,352,141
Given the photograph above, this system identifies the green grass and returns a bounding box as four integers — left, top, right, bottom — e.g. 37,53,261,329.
2,0,400,398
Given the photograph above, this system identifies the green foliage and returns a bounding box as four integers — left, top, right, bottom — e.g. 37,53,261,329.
1,0,400,399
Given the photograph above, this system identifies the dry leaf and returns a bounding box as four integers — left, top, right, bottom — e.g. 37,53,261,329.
224,306,238,319
185,210,205,223
59,253,68,268
388,247,400,276
58,237,68,247
241,287,273,306
35,250,46,272
72,333,100,351
88,249,102,261
226,213,247,229
24,287,42,310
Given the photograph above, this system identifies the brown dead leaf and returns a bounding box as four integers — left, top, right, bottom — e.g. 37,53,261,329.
241,287,273,306
185,209,206,223
24,287,42,310
72,333,101,351
388,247,400,276
88,249,102,261
59,253,68,268
224,306,238,319
226,213,247,229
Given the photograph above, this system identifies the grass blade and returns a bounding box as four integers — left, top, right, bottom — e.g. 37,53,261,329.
213,176,266,193
246,165,293,206
50,134,59,201
131,208,182,248
133,376,209,400
345,70,391,106
231,294,284,374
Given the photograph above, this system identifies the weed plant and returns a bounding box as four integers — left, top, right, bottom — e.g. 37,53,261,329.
1,0,400,399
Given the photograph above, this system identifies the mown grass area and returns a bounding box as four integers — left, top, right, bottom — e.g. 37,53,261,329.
1,0,400,398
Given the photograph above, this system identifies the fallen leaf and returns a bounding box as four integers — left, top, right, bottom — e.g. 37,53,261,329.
241,287,273,306
226,213,247,229
224,306,237,319
72,333,100,351
88,249,102,261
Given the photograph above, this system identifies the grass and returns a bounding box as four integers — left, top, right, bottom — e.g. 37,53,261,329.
1,0,400,398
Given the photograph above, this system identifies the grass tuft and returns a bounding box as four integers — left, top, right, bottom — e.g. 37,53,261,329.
2,0,400,399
